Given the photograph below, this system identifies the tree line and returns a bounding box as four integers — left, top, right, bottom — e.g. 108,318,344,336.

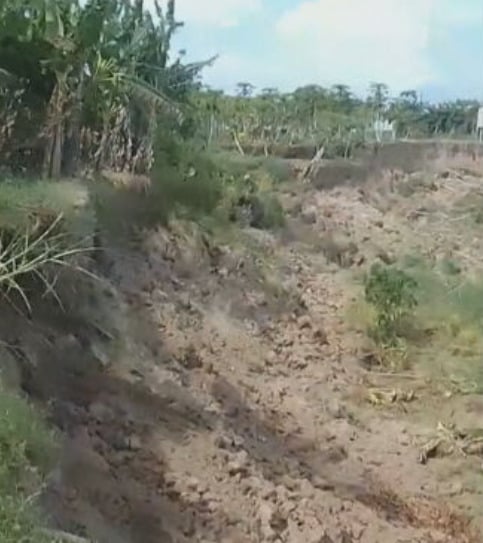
0,0,480,177
191,82,480,157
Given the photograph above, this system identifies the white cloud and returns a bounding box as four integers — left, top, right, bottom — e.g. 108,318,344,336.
171,0,482,96
273,0,483,94
275,0,436,93
174,0,262,28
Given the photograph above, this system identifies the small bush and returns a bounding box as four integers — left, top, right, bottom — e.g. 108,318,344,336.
151,134,224,220
96,140,288,236
247,193,285,230
364,263,418,346
223,169,286,231
96,135,226,235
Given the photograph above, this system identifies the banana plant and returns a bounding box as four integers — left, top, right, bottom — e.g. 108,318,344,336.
0,0,208,175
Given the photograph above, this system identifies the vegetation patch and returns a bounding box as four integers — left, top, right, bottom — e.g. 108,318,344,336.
351,254,483,389
0,389,58,542
364,263,418,347
94,144,287,239
0,178,94,312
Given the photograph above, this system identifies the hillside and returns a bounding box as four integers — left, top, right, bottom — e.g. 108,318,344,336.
0,142,481,542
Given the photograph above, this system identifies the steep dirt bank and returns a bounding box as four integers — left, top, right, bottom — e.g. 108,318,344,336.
3,142,483,542
309,140,483,190
225,139,483,167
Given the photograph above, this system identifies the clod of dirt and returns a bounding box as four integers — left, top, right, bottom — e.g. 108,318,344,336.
288,355,309,370
215,433,245,452
301,205,318,224
257,502,288,541
179,344,203,369
324,398,348,420
319,233,359,268
264,350,278,366
313,326,329,345
227,451,250,477
297,315,312,329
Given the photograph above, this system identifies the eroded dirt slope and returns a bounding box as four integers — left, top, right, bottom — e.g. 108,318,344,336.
9,148,483,543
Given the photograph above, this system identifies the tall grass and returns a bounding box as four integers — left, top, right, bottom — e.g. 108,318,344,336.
0,390,58,542
0,178,95,312
404,258,483,390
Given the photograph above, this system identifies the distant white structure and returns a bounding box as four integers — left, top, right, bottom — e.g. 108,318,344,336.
371,118,396,142
477,107,483,142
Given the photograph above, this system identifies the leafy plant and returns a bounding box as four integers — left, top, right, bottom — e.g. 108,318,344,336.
364,263,418,346
0,214,93,313
0,0,210,176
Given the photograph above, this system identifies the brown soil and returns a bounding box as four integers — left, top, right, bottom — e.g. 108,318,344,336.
4,142,483,543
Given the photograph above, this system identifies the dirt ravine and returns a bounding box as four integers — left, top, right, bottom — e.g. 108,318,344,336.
12,143,483,542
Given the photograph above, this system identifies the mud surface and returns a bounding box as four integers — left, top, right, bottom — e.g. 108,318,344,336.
5,143,483,543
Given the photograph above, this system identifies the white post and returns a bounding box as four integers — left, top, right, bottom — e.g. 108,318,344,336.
477,107,483,142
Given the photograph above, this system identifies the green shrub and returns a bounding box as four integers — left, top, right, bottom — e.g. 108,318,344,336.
151,134,224,220
222,168,286,231
95,134,226,235
0,392,57,491
0,493,58,542
245,193,285,230
95,139,288,236
364,263,418,346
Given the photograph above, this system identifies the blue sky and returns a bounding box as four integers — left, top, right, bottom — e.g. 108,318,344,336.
169,0,483,101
